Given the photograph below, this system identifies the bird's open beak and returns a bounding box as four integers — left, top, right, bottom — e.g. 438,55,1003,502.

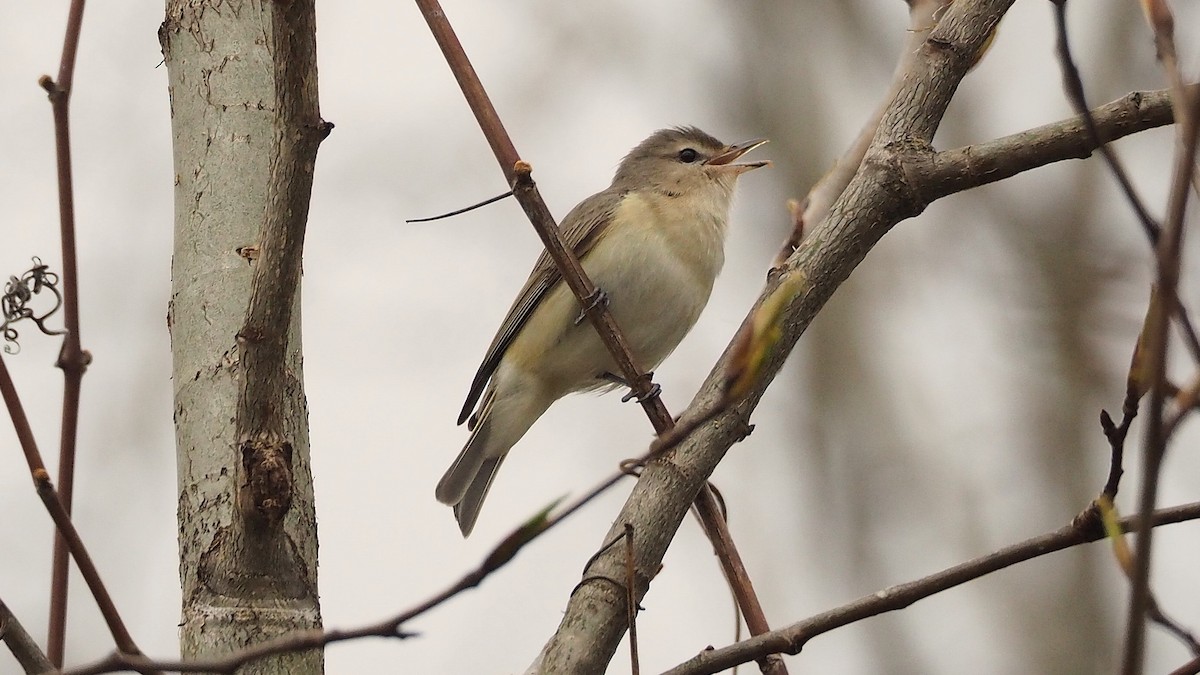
705,138,771,173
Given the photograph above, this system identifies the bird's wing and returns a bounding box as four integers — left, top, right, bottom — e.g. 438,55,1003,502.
457,188,625,426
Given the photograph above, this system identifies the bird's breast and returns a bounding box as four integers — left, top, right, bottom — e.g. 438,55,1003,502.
501,189,733,396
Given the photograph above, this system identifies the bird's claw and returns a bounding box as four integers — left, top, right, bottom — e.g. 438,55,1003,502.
621,379,661,404
574,287,610,326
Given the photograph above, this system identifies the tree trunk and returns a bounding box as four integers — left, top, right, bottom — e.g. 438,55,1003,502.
161,1,324,671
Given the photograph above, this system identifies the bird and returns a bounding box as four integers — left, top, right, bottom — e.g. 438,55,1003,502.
436,126,769,536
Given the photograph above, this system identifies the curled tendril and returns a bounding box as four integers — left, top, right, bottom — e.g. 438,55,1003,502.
2,256,66,354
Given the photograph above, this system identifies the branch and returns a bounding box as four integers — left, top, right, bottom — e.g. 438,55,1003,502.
414,0,667,420
535,0,1010,669
234,0,332,530
67,446,645,675
1123,48,1200,675
907,87,1184,198
1,596,54,675
774,0,952,267
663,501,1200,675
37,0,90,664
0,355,153,672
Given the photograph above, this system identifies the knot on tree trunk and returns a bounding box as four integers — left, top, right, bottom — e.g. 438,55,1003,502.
239,434,294,529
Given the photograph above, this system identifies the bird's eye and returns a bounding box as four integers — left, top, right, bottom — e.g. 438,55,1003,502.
677,148,699,163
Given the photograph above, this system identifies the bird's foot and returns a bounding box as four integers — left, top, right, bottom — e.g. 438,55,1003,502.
574,287,610,325
622,382,661,404
610,371,658,403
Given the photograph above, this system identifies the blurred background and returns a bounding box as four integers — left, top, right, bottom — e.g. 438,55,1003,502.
3,1,1200,673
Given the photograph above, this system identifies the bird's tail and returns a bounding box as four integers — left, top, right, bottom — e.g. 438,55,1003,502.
435,391,496,508
435,386,549,536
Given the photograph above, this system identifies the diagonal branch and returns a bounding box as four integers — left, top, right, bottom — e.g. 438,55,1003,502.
663,501,1200,675
1,595,54,675
414,0,666,418
775,0,952,267
0,354,153,672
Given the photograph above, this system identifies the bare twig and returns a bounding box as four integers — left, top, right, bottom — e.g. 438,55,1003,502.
1048,0,1160,241
1,596,55,675
1048,5,1199,674
405,190,513,223
1098,407,1135,501
624,524,641,675
1147,599,1200,658
37,0,90,664
67,471,625,674
774,0,952,268
0,355,152,672
1095,312,1151,504
413,0,784,667
662,501,1200,675
1169,656,1200,675
1095,497,1200,659
1124,78,1200,675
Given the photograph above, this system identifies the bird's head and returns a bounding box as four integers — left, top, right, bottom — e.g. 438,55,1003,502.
612,126,770,196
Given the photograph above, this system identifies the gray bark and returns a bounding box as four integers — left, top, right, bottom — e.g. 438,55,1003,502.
162,1,323,672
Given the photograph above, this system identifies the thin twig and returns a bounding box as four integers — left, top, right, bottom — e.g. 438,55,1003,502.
413,0,784,665
1147,598,1200,658
66,382,735,673
773,0,951,268
625,524,640,675
405,190,513,223
0,355,153,673
1124,77,1200,675
662,501,1200,675
67,462,639,674
1098,406,1135,501
37,0,90,664
1169,656,1200,675
1049,5,1199,674
1049,0,1161,242
1,596,55,674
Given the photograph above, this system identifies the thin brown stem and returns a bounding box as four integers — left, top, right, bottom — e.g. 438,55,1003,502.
38,0,89,665
1099,394,1138,502
774,0,950,268
1049,0,1160,242
663,501,1200,675
624,524,640,675
68,474,628,675
1169,656,1200,675
1125,79,1200,675
0,355,153,672
1,595,55,674
1049,7,1199,674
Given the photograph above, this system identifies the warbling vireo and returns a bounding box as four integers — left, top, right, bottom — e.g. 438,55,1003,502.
435,126,769,536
